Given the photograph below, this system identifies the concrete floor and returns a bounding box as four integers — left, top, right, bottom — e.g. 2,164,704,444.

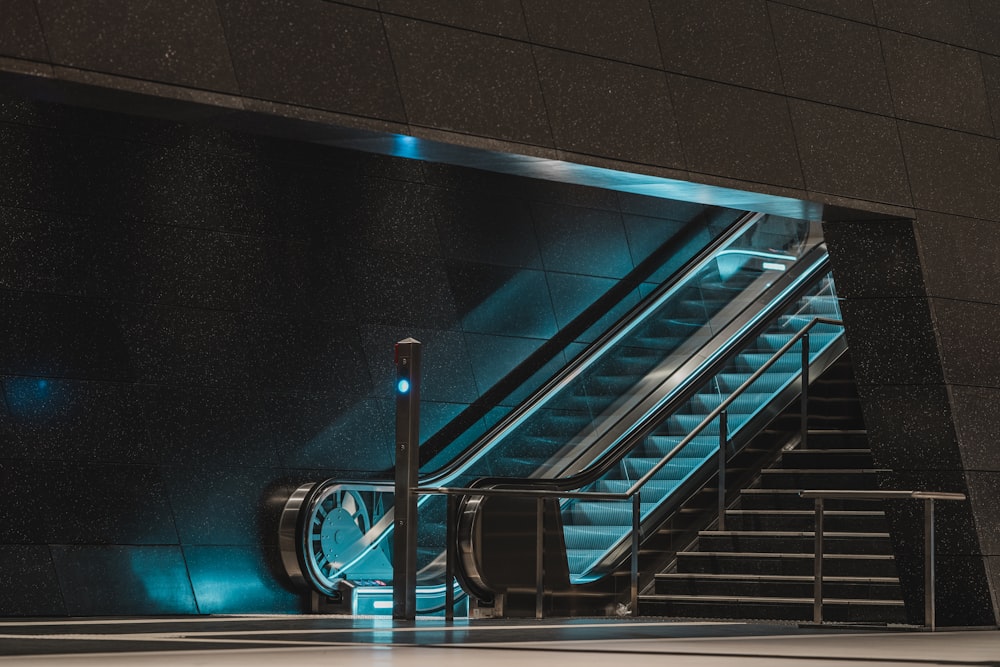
0,616,997,667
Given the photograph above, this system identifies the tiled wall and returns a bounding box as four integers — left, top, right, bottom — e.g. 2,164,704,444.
0,96,714,614
2,0,1000,625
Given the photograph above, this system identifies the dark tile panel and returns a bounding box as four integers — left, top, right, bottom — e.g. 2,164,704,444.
669,76,805,189
790,100,909,205
930,298,1000,388
521,0,662,68
117,145,348,240
247,315,370,394
0,0,47,60
771,5,891,115
532,201,633,279
873,0,975,47
185,545,303,614
546,273,618,332
384,17,552,146
36,0,239,93
0,291,132,381
857,384,962,472
448,262,558,339
913,212,1000,303
837,297,944,386
534,47,682,168
51,545,197,615
970,0,1000,57
616,195,707,223
377,0,528,39
240,238,358,324
0,123,131,215
770,0,876,23
0,546,66,616
116,304,246,387
515,178,622,212
950,385,1000,472
879,469,980,556
284,397,395,470
0,206,101,299
433,190,543,270
652,0,784,92
898,122,1000,221
140,386,358,468
967,472,1000,555
217,0,404,121
341,249,459,329
621,214,687,271
97,221,257,311
165,466,297,546
577,286,644,345
360,325,478,404
982,55,1000,139
0,461,178,544
880,31,992,136
2,377,150,463
463,332,546,403
882,493,996,625
420,400,467,446
334,179,446,258
822,217,924,299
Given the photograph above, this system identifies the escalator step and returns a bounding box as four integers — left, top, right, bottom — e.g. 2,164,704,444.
563,525,632,551
621,457,700,481
566,501,658,525
643,435,718,459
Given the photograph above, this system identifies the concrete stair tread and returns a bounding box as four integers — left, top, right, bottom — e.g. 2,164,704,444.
682,551,895,560
761,468,890,474
727,509,883,515
656,573,899,583
699,530,890,538
641,594,904,606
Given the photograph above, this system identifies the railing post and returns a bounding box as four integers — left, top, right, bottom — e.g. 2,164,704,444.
718,410,728,531
536,497,544,620
631,493,640,616
393,338,421,621
800,331,810,450
445,493,456,622
813,496,824,624
925,497,936,632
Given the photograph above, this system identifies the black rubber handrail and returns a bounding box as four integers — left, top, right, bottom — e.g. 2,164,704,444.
409,206,747,471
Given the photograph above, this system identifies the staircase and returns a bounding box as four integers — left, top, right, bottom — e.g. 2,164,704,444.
640,356,907,624
561,274,843,581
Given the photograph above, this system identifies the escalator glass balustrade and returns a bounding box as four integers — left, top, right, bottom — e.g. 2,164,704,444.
279,213,836,614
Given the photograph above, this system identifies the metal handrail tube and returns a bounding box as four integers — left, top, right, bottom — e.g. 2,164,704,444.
799,489,966,631
624,316,843,497
416,315,844,618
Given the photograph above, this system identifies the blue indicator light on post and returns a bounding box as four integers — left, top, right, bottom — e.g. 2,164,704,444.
397,378,411,394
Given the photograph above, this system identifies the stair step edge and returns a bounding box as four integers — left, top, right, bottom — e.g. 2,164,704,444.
680,551,895,560
699,530,890,538
655,573,899,583
641,594,904,606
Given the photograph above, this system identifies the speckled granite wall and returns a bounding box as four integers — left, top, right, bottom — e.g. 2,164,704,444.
0,0,999,625
0,95,712,615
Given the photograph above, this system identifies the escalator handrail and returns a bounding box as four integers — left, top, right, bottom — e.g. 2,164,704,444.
414,210,767,481
413,206,750,469
314,210,764,497
624,314,843,497
445,312,845,599
457,249,835,500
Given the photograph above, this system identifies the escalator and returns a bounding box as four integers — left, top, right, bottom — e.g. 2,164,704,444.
278,211,843,616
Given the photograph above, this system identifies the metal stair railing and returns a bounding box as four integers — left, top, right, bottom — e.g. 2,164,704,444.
421,315,845,619
799,489,966,631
